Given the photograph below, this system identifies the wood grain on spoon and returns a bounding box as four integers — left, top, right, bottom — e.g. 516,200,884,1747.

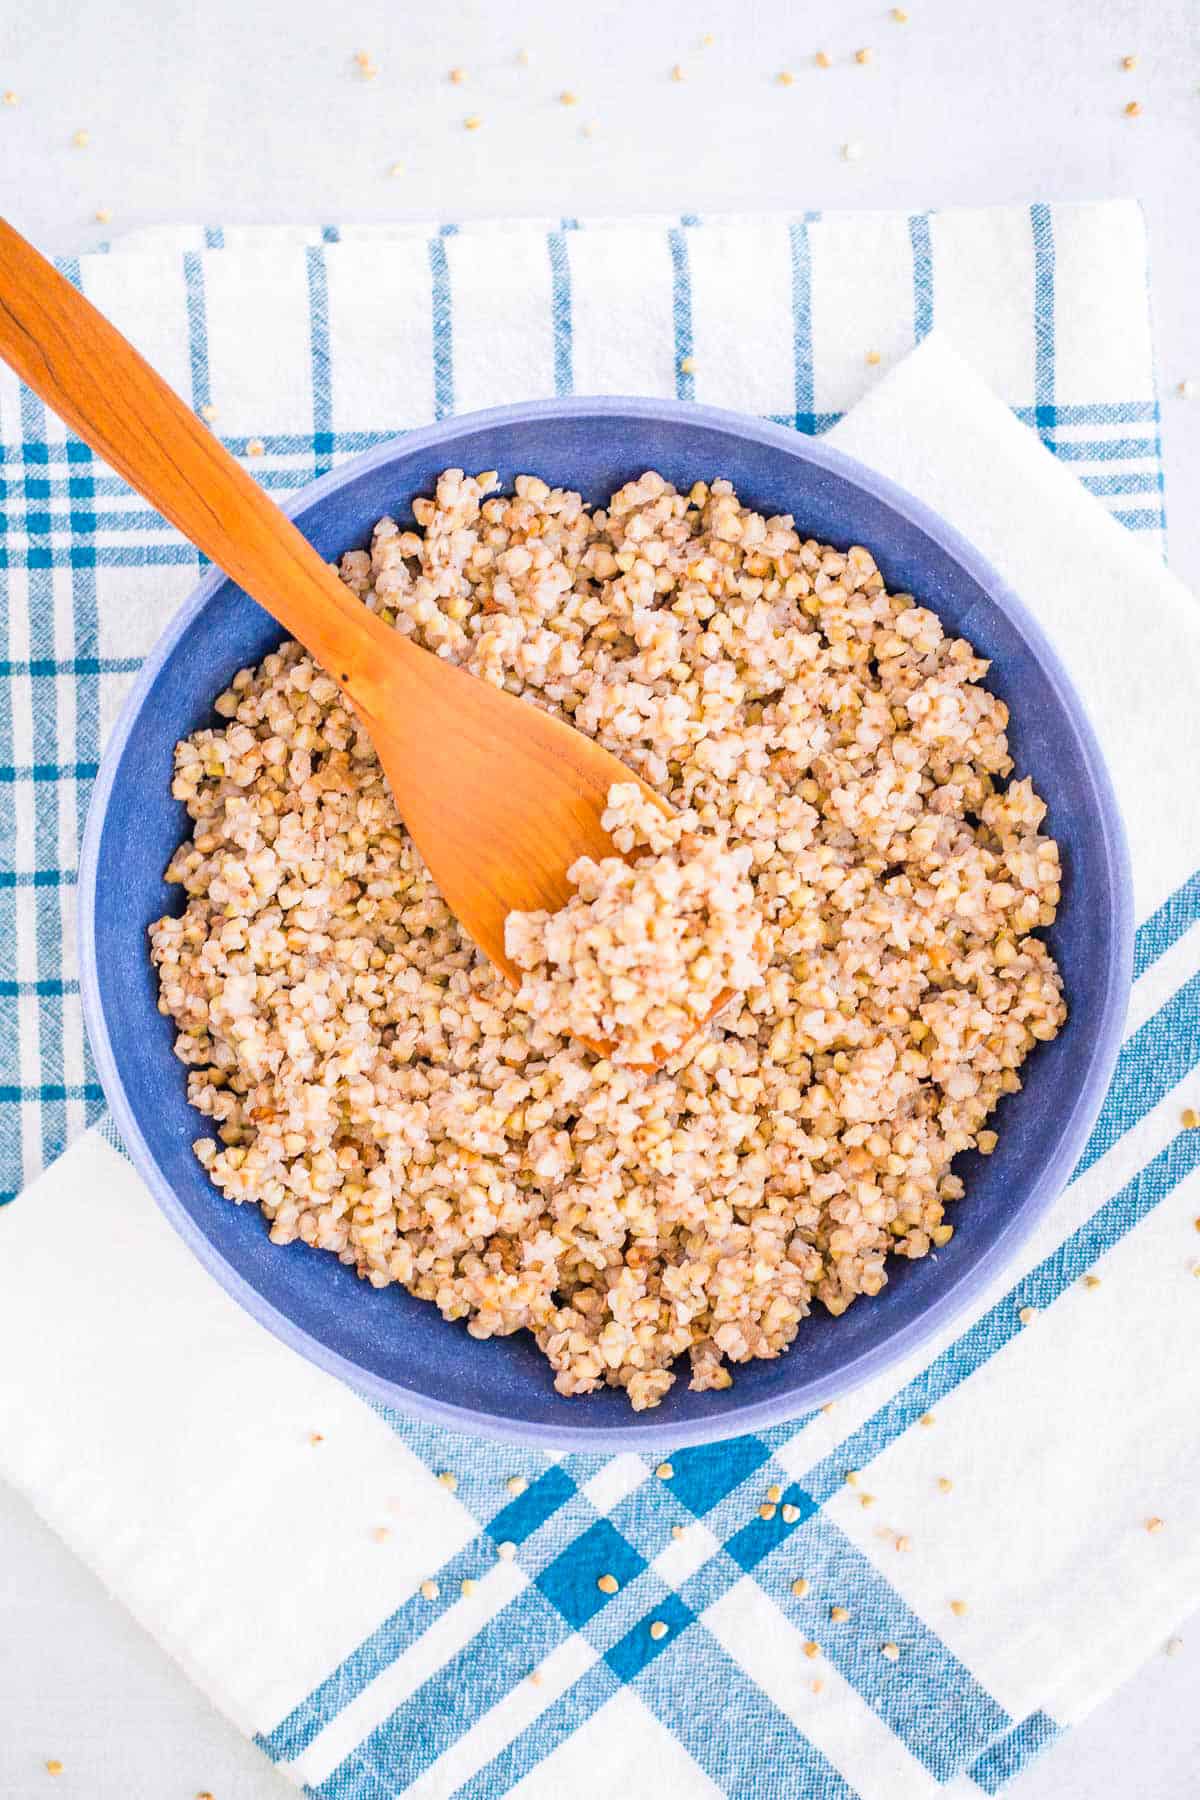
0,216,737,1064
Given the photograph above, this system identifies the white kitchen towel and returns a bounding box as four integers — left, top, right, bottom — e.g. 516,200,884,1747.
2,206,1199,1800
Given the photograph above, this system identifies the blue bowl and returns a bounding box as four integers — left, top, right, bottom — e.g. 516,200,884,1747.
78,398,1132,1450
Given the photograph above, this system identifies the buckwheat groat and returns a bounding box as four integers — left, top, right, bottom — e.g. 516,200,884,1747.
504,782,764,1065
150,468,1066,1410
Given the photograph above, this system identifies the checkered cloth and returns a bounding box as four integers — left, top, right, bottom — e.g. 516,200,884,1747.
1,204,1198,1800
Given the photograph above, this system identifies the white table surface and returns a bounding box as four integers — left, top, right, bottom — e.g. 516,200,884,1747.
1,1,1197,1794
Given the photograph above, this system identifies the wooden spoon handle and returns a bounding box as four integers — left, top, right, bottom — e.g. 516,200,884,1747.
0,216,395,692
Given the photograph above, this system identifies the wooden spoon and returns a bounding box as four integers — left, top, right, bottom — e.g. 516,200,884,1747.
0,217,734,1063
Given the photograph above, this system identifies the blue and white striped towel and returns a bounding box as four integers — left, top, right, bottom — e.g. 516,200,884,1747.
1,203,1198,1800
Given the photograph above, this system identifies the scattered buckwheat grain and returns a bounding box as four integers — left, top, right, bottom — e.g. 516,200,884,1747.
881,1641,900,1661
804,1640,821,1659
246,437,265,457
759,1503,777,1521
1121,54,1138,70
1125,100,1142,116
856,48,873,63
937,1476,953,1493
72,128,90,147
1182,1107,1200,1127
559,90,578,105
1083,1273,1102,1289
1019,1305,1037,1324
95,208,112,223
950,1598,968,1617
782,1502,801,1523
438,1470,458,1492
464,114,482,129
1146,1516,1165,1534
45,1765,63,1779
815,51,832,68
506,1476,528,1497
792,1577,810,1597
449,67,466,84
650,1620,669,1639
830,1605,850,1622
656,1461,674,1479
497,1540,517,1560
597,1573,620,1594
778,71,795,86
420,1578,440,1600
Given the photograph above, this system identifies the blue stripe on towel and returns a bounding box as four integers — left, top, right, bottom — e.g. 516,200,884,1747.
1031,202,1057,446
547,222,575,396
668,226,695,400
305,246,334,476
909,212,934,341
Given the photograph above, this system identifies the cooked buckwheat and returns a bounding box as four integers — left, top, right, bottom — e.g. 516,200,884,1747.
150,468,1066,1410
505,783,763,1064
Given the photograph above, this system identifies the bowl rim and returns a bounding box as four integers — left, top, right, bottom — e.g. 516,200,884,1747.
78,394,1134,1450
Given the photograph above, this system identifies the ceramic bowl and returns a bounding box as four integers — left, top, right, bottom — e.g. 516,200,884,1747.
78,398,1133,1450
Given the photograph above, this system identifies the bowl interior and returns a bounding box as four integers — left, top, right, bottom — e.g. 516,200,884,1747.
83,402,1130,1448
